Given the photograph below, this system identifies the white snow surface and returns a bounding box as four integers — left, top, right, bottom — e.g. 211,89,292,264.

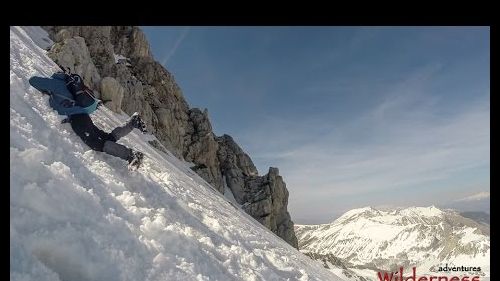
10,26,342,281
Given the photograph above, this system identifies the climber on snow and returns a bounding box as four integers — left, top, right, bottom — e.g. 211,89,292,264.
30,67,148,169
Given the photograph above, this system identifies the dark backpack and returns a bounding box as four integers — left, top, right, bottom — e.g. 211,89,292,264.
64,73,98,108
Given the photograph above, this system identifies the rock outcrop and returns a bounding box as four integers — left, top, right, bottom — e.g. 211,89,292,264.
217,135,298,248
42,26,298,248
46,36,101,94
217,134,258,201
100,77,124,112
184,108,223,192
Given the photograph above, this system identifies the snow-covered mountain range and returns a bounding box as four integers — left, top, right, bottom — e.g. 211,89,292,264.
295,206,490,281
10,26,341,281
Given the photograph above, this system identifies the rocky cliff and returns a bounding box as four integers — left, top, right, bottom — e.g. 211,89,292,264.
41,26,298,248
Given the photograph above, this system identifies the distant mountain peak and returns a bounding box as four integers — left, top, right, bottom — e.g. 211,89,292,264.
296,205,490,280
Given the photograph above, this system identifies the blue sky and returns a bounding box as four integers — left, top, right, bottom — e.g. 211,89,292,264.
141,26,490,224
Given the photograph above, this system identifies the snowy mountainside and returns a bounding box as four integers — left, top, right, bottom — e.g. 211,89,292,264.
295,206,490,281
10,26,341,281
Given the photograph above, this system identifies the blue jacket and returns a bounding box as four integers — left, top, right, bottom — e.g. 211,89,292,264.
47,73,99,116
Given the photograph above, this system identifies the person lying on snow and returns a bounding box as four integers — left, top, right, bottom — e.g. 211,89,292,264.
45,70,147,169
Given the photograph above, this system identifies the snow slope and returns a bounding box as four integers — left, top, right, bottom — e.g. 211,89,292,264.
10,26,341,281
295,206,490,281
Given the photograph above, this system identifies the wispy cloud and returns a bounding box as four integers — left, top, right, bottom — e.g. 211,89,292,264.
454,191,490,202
161,27,190,66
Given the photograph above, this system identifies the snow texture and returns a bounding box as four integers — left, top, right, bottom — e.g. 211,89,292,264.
10,26,342,281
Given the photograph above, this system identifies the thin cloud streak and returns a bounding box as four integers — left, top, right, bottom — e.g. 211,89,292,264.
161,27,190,66
454,191,490,202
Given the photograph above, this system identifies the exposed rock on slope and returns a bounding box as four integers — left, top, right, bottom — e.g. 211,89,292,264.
46,36,101,93
217,135,298,248
41,26,298,247
100,77,124,112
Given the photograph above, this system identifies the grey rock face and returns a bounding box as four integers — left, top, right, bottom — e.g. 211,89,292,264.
46,36,101,94
54,29,72,42
217,135,298,248
217,135,258,177
100,77,124,113
110,26,151,59
42,26,298,248
184,108,223,192
106,63,157,135
247,168,299,249
217,134,257,203
43,26,116,76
